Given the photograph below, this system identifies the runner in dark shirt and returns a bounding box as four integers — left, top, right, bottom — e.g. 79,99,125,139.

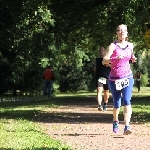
94,46,111,111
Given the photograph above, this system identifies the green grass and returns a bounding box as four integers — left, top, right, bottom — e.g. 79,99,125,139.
119,95,150,123
116,87,150,124
131,95,150,123
0,87,150,149
0,119,70,150
0,100,71,150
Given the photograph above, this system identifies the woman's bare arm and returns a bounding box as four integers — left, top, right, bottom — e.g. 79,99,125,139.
129,43,137,63
102,43,115,65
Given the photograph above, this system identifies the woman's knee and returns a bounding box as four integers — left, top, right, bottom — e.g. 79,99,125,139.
114,105,120,109
124,99,131,105
113,98,121,108
123,92,131,105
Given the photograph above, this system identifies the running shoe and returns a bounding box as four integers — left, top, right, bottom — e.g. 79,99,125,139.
103,105,107,111
123,126,132,135
113,121,119,133
98,105,103,111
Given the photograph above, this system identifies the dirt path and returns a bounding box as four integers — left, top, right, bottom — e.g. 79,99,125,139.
36,96,150,150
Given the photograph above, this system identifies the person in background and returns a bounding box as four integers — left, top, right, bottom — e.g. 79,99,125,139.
102,24,136,135
43,65,53,97
135,71,141,93
94,46,111,111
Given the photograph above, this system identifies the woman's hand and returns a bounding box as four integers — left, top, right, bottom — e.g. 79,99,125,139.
117,55,124,59
131,54,137,63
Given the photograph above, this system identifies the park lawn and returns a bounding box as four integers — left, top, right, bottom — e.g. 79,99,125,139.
0,100,71,150
114,87,150,124
0,119,70,150
119,94,150,124
131,93,150,124
0,87,150,149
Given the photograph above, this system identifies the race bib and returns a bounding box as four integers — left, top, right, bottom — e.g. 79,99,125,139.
98,77,106,84
115,78,129,90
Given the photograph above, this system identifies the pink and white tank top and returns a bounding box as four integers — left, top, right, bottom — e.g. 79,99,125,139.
109,41,133,80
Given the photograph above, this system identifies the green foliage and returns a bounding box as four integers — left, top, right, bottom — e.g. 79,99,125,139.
1,0,150,94
141,73,149,87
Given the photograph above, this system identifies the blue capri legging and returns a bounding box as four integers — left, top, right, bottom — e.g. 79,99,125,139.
109,77,134,108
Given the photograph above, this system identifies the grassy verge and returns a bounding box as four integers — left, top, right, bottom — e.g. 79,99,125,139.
114,87,150,124
130,94,150,124
0,119,70,150
0,100,71,150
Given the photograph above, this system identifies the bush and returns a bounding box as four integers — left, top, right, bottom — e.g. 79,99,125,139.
141,73,149,87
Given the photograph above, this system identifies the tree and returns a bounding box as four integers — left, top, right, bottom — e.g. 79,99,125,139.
1,0,150,94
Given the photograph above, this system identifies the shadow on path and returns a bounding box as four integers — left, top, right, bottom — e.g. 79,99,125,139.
36,111,113,124
36,96,114,124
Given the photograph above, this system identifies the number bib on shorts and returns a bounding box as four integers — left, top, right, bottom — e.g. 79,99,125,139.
115,78,129,90
98,77,106,84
